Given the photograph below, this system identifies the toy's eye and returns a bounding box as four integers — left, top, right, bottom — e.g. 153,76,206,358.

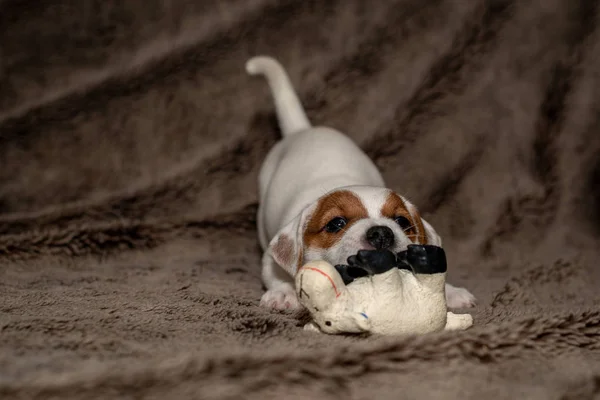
325,321,332,326
394,216,412,231
324,217,347,233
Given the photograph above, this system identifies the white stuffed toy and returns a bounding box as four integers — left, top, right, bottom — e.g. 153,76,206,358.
295,245,473,336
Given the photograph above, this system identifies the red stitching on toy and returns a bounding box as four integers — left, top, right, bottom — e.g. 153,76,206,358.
303,267,341,298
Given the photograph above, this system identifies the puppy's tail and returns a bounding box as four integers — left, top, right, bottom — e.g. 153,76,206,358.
246,56,311,136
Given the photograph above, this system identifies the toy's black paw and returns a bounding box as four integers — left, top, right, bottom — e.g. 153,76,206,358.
348,249,398,275
334,264,369,285
334,249,399,285
397,244,447,274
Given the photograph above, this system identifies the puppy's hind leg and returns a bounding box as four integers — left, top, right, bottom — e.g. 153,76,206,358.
260,250,301,311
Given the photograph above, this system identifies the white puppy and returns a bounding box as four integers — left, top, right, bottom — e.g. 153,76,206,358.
246,56,476,311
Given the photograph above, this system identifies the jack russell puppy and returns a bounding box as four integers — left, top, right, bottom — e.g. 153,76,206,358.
246,56,476,311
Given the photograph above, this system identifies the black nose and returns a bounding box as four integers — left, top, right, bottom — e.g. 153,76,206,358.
366,225,395,249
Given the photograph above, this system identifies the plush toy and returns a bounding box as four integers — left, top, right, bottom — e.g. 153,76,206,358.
295,244,473,336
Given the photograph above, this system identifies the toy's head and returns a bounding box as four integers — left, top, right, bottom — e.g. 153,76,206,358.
295,260,370,334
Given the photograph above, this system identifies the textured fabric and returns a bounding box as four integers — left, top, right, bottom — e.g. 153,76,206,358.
1,0,600,398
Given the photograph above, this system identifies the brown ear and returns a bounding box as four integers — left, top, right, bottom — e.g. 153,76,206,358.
401,197,442,246
421,218,442,246
401,197,430,245
268,203,316,275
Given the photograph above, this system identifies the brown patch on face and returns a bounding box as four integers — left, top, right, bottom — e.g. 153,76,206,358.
381,192,427,244
304,190,369,250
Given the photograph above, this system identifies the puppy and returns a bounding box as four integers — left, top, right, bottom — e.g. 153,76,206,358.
246,56,476,311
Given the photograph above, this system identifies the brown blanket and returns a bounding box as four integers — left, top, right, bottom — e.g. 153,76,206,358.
1,0,600,398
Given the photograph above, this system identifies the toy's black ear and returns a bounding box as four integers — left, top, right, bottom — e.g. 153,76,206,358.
348,249,398,275
403,245,447,274
334,264,368,285
396,250,411,271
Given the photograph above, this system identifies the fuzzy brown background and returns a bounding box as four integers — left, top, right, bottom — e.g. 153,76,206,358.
1,0,600,399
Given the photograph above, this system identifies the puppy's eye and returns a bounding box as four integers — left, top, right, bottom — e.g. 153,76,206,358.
324,217,347,233
394,216,412,231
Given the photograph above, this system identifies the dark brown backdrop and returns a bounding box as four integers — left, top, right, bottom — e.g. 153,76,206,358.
1,0,600,399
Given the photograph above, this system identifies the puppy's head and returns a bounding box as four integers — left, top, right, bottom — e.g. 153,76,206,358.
268,186,442,275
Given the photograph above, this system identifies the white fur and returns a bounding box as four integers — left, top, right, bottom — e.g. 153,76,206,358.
247,56,476,311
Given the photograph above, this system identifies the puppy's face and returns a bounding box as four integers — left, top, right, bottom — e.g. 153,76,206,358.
269,186,442,275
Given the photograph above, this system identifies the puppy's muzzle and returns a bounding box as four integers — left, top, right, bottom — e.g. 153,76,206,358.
366,225,395,249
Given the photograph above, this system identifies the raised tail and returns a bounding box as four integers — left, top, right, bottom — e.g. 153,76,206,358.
246,56,311,136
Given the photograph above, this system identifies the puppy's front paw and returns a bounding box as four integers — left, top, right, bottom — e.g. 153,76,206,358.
445,284,476,308
260,287,301,311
